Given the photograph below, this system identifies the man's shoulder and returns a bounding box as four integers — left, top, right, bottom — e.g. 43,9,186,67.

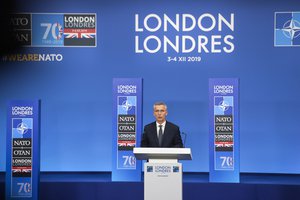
166,121,179,129
144,121,156,128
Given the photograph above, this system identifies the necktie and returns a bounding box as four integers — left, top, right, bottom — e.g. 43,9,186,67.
158,125,163,147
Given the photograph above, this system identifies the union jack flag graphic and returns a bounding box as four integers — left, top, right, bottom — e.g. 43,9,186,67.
64,28,96,38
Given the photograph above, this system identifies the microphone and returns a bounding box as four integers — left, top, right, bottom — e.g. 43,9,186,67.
181,132,187,148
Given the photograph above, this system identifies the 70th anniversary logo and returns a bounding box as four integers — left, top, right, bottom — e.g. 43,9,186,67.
10,13,97,47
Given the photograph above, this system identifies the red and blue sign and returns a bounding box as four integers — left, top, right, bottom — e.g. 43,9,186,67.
6,100,40,200
209,79,239,183
112,78,142,181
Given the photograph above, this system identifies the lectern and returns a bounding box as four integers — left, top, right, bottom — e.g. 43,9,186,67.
133,148,192,200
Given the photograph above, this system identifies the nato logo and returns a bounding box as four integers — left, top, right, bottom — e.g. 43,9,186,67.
147,166,153,172
275,12,300,46
17,122,29,135
12,118,32,139
118,96,136,115
173,166,179,173
214,96,233,115
122,100,133,112
218,101,230,112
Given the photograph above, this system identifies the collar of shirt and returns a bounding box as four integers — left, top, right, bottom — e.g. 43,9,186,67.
156,121,166,137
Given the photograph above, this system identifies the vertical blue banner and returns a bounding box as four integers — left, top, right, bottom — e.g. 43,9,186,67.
209,79,239,183
6,100,40,200
112,78,142,181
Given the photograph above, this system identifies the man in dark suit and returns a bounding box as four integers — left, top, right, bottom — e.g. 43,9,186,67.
141,102,183,148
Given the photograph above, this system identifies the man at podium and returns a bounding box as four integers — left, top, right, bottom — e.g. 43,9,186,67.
141,102,183,148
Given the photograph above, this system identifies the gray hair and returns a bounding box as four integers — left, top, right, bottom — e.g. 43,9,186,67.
153,101,167,110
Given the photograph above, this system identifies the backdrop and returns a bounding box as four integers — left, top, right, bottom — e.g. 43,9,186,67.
1,0,300,174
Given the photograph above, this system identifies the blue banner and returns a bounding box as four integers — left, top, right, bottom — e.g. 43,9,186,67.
209,79,239,183
6,100,40,200
112,78,142,181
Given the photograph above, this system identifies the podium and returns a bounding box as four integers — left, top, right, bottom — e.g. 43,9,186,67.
133,148,192,200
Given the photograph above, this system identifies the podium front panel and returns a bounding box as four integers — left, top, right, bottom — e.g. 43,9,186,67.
144,162,182,200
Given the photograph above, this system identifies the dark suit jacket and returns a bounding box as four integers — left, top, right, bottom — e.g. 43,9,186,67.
141,121,183,148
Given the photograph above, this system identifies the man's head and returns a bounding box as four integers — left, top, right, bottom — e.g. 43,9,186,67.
153,102,168,124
